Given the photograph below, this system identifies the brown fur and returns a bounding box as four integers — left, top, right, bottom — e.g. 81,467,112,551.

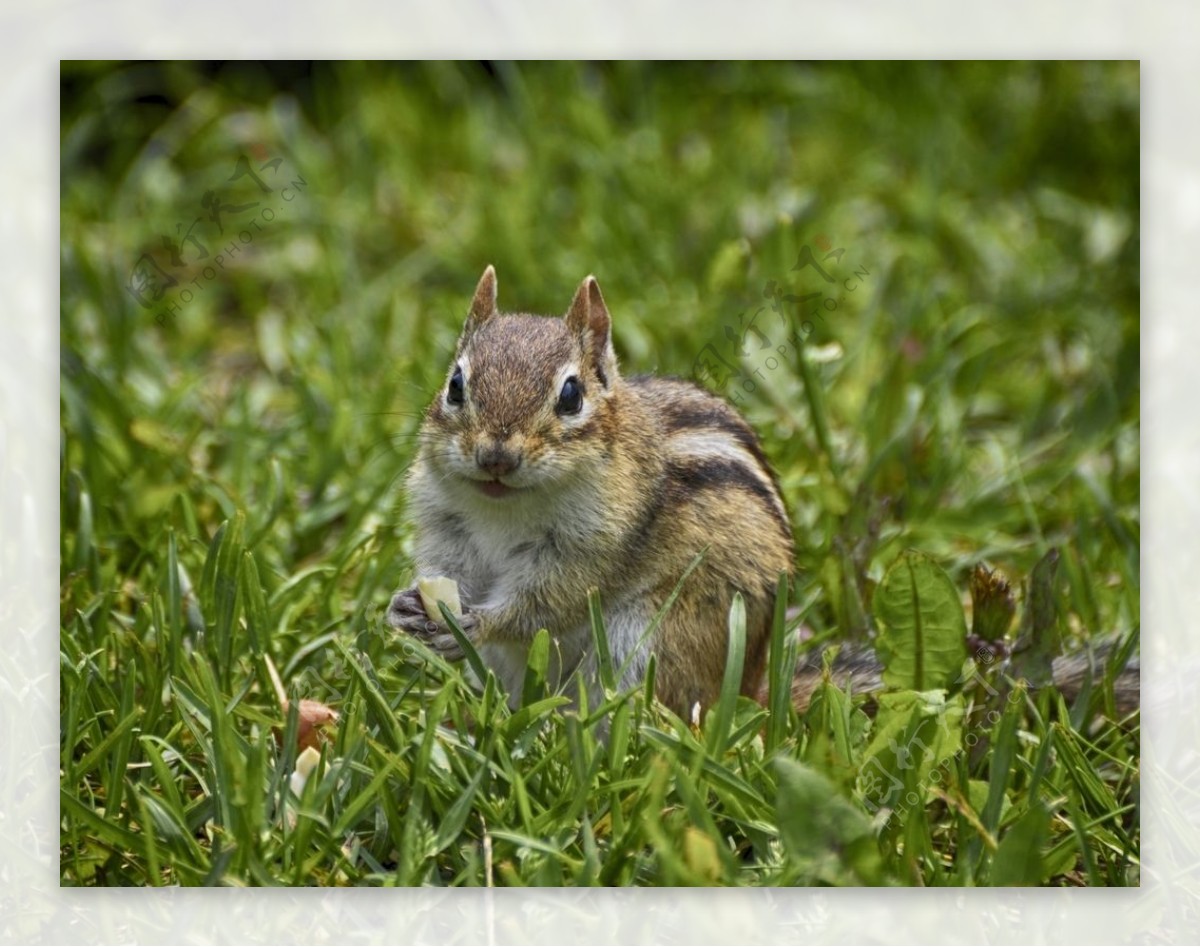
403,267,794,718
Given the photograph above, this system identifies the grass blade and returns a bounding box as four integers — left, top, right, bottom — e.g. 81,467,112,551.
766,571,795,754
707,593,747,757
588,587,615,693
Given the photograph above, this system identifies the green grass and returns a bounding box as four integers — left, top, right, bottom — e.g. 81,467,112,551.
60,61,1139,886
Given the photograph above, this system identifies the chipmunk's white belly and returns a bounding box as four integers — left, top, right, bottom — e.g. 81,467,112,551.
412,468,636,705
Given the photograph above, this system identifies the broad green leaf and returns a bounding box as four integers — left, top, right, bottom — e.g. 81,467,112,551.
967,778,1012,828
873,549,968,692
991,803,1050,886
775,757,883,885
858,689,964,813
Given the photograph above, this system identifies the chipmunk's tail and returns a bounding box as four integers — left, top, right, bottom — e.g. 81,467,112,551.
780,639,1140,716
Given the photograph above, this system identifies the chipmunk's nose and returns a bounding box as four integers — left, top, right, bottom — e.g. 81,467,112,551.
475,443,522,479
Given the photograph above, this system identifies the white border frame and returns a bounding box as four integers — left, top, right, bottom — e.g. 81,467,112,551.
11,3,1194,942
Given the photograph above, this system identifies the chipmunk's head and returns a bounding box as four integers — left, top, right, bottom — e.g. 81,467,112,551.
420,266,622,501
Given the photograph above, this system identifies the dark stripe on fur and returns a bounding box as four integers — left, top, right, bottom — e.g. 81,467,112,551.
629,374,788,512
623,468,671,564
664,457,792,545
662,403,778,485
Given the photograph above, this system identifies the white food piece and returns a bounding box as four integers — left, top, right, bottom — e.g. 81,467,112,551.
417,575,463,620
289,745,321,797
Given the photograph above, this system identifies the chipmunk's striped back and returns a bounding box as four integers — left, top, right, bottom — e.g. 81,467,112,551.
629,376,792,546
610,375,794,714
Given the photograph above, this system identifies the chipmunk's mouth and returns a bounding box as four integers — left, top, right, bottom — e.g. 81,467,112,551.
475,479,521,499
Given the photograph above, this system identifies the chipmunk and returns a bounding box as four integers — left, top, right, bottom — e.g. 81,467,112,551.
386,266,794,717
386,267,1140,721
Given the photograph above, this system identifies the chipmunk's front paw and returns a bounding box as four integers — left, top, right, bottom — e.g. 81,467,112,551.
386,587,475,661
386,587,431,631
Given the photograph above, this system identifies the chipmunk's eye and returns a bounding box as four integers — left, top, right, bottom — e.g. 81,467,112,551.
447,365,465,406
556,376,583,415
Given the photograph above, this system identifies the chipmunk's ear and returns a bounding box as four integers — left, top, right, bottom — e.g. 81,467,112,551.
464,265,498,335
565,275,617,387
